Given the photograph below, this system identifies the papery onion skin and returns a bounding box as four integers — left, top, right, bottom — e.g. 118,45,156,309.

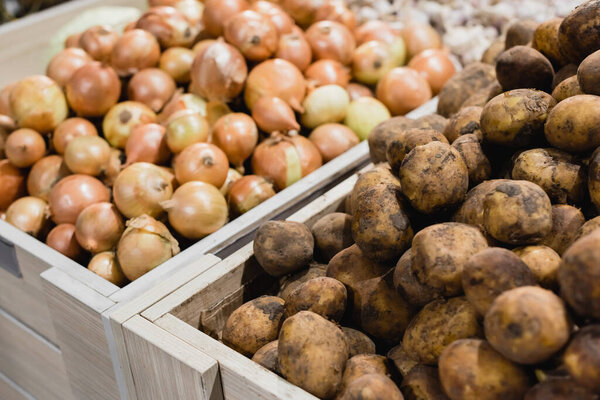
275,31,312,72
75,202,124,253
305,20,356,65
27,155,70,201
88,251,128,286
79,25,119,62
376,67,432,116
308,123,359,162
66,62,121,117
110,29,161,77
175,0,204,26
46,48,93,88
212,113,258,168
6,196,49,237
126,123,170,166
0,159,26,210
250,1,294,35
162,181,228,239
165,111,209,153
224,10,279,61
159,47,195,83
282,0,322,27
343,97,391,141
352,39,406,85
102,101,157,149
52,117,98,155
354,20,398,45
301,84,350,128
174,142,229,187
192,39,218,55
5,128,47,168
314,1,356,31
203,0,249,37
135,6,198,48
46,224,84,261
346,83,373,100
252,96,300,133
64,136,111,176
305,59,350,87
228,175,275,216
159,92,207,123
49,174,110,224
408,49,456,95
401,23,442,60
127,68,176,112
220,168,243,196
103,148,124,187
0,83,15,117
244,58,306,111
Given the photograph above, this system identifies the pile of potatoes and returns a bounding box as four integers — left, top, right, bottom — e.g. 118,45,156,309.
218,1,600,399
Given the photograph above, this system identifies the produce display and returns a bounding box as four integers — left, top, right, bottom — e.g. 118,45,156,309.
0,0,455,285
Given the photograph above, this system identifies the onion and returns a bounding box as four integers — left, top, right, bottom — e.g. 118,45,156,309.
125,123,170,166
203,0,249,37
64,136,111,176
65,32,82,48
5,128,46,168
79,25,119,62
282,0,323,27
49,175,110,224
102,101,157,148
220,168,243,195
301,84,349,128
88,251,128,286
192,39,218,54
75,202,124,253
159,92,207,123
10,75,68,132
206,101,233,126
110,29,161,77
46,224,84,261
211,113,258,170
251,134,322,190
245,58,306,111
165,111,209,153
6,197,49,237
275,31,312,72
408,49,456,95
352,39,406,85
0,120,11,158
314,1,356,31
252,96,299,133
175,0,204,26
376,67,432,116
27,155,70,201
305,59,350,87
159,47,195,83
117,214,179,281
346,83,373,100
103,148,124,187
46,48,93,88
161,181,228,239
308,123,359,162
343,97,390,141
305,20,356,65
224,10,279,61
0,83,15,117
135,6,198,48
113,162,173,218
0,160,26,210
174,143,229,187
190,41,248,103
250,1,294,35
66,62,121,117
52,117,98,155
354,21,398,45
127,68,176,112
228,175,275,215
401,23,442,59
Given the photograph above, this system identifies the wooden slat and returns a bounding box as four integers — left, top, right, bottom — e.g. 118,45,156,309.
0,371,35,400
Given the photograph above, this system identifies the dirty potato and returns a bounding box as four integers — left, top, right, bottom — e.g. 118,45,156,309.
545,95,600,152
388,345,419,378
340,354,391,394
532,18,569,67
400,365,450,400
369,117,419,163
452,134,492,186
393,249,439,307
284,277,347,321
416,114,448,132
505,20,538,49
437,62,497,117
349,167,399,215
443,106,483,143
460,82,503,109
553,63,578,88
251,340,280,375
575,215,600,241
311,212,354,262
558,0,600,63
552,75,583,101
326,244,390,295
278,262,327,302
338,373,404,400
495,46,554,92
342,327,376,357
525,377,598,400
540,205,585,255
589,147,600,211
513,245,561,290
563,325,600,393
578,49,600,95
453,180,509,234
481,39,505,65
387,128,448,172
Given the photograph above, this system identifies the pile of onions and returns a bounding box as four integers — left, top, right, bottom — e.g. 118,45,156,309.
224,10,279,61
346,83,373,100
52,117,98,154
6,196,49,237
314,1,356,31
174,143,229,187
282,0,322,27
79,25,119,62
212,113,258,169
165,111,209,153
0,160,26,210
0,83,14,116
228,175,275,216
202,0,249,37
46,48,92,88
127,68,176,112
102,101,157,148
376,67,432,116
276,31,312,72
103,148,124,187
401,23,442,59
27,155,70,201
251,1,294,35
343,97,391,141
161,181,228,239
159,47,195,84
46,224,84,261
352,39,406,85
159,92,207,123
64,32,82,48
48,174,110,224
220,168,243,195
125,123,170,165
305,59,350,87
252,97,299,133
301,84,350,129
355,20,398,45
305,21,356,65
308,123,359,162
135,6,197,48
66,62,121,117
75,202,124,253
245,58,306,111
408,49,456,95
110,29,161,77
5,128,46,168
64,136,111,176
88,251,128,286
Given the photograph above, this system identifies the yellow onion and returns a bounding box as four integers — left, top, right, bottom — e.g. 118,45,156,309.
301,84,349,129
282,0,323,27
102,101,157,148
203,0,249,37
376,67,432,116
159,47,195,83
6,196,49,237
228,175,275,215
52,117,98,155
46,224,84,261
66,62,121,117
103,148,124,187
117,214,180,281
113,162,173,219
27,155,70,201
314,1,356,31
46,48,93,88
110,29,161,77
75,202,124,253
408,49,456,95
79,25,119,62
64,32,82,48
245,58,306,111
206,101,233,126
211,113,258,170
128,68,176,112
159,91,207,123
251,134,322,190
126,123,170,166
88,251,128,286
192,39,218,54
49,174,110,224
308,123,359,162
343,97,390,141
224,10,279,62
0,159,26,210
5,128,46,168
305,59,350,87
354,20,398,45
175,0,204,26
0,83,15,117
305,20,356,65
64,136,111,177
174,143,229,187
352,39,406,85
161,181,228,239
250,1,294,35
275,31,312,72
165,111,209,153
401,23,442,59
252,96,299,133
346,83,373,100
0,116,12,157
10,75,68,132
220,168,243,195
135,6,199,48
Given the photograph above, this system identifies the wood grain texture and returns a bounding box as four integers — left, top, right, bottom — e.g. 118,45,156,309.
0,371,35,400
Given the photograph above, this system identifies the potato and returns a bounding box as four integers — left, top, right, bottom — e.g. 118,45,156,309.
484,286,571,364
579,49,600,95
495,46,554,92
558,0,600,63
513,245,561,290
460,81,503,109
222,296,285,357
340,354,390,394
443,106,482,143
511,148,586,204
437,62,496,117
387,128,448,172
399,142,468,214
399,365,449,400
525,377,598,400
278,311,349,399
558,230,600,319
416,114,448,133
575,215,600,241
564,325,600,393
462,248,535,316
480,89,556,147
453,179,509,234
388,345,419,377
438,339,531,400
251,340,280,375
349,167,400,215
401,297,482,365
532,18,568,67
545,95,600,152
341,327,376,357
326,244,390,295
482,180,552,245
278,262,326,302
284,277,347,321
393,249,438,307
552,63,578,88
452,134,492,186
481,39,505,64
311,212,354,262
369,117,419,164
505,20,538,49
540,205,585,255
254,221,314,277
338,373,404,400
589,147,600,211
412,223,488,296
552,75,583,101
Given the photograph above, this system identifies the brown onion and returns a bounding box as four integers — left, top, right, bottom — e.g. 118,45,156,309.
245,58,306,111
174,143,229,186
6,196,49,237
305,59,350,87
159,92,207,123
102,101,157,148
275,31,312,72
250,1,293,35
161,181,228,239
346,83,373,100
110,29,161,77
192,39,218,54
175,0,204,26
27,155,70,201
75,202,124,253
212,113,258,169
52,117,98,155
0,83,15,117
252,96,299,133
5,128,46,168
376,67,432,116
251,134,322,190
0,160,26,210
308,123,359,162
190,41,248,103
203,0,248,37
228,175,275,215
206,101,233,126
125,123,170,166
354,21,398,45
408,49,456,95
314,1,356,31
282,0,322,27
64,136,111,176
117,214,179,281
128,68,176,112
66,62,121,117
159,47,195,83
136,6,198,48
220,168,243,195
10,75,68,132
103,148,124,187
305,20,356,65
401,23,442,59
88,251,128,286
165,111,209,153
49,175,110,224
46,224,84,261
224,10,279,61
113,162,173,218
79,25,119,62
46,48,93,88
148,0,181,6
65,32,82,48
352,39,406,85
